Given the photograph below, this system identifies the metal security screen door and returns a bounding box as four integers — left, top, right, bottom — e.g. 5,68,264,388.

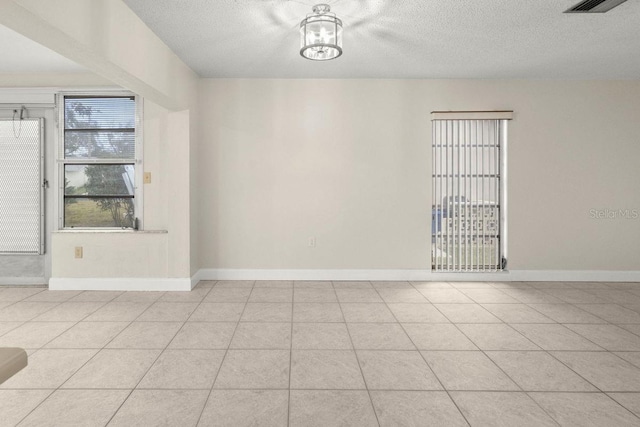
431,112,510,272
0,118,44,254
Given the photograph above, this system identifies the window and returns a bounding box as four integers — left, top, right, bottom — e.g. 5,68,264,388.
431,112,510,272
59,95,141,228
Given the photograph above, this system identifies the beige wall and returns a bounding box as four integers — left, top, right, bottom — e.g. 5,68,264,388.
51,232,168,278
198,79,640,272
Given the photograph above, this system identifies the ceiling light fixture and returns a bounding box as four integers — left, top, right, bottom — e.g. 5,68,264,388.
300,4,343,61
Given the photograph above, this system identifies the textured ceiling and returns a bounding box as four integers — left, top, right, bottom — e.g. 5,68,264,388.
124,0,640,79
0,24,86,73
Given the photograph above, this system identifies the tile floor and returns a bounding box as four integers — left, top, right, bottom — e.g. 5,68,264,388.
1,281,640,426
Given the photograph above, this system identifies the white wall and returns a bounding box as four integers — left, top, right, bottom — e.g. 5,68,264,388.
3,0,197,109
50,99,195,282
3,0,639,283
190,97,201,277
49,99,173,280
198,79,640,273
0,73,112,88
0,0,200,285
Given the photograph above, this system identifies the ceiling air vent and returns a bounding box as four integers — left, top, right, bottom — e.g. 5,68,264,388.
565,0,629,13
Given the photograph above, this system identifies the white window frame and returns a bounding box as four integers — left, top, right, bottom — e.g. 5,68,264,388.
56,91,144,230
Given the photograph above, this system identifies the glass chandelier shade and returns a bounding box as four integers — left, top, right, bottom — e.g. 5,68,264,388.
300,4,343,61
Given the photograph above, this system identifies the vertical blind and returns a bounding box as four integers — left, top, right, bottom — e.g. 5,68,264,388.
431,112,511,272
0,118,44,254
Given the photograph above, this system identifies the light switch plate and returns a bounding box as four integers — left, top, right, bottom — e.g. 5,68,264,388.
144,172,152,184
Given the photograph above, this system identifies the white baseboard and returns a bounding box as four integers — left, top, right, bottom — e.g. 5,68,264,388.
196,268,640,283
507,270,640,282
0,277,47,286
49,277,192,291
36,269,640,291
198,269,436,281
190,270,204,289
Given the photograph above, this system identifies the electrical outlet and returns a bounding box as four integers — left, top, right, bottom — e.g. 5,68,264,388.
74,246,83,259
308,237,316,248
143,172,152,184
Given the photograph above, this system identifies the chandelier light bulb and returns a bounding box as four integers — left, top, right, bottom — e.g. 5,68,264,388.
300,4,343,61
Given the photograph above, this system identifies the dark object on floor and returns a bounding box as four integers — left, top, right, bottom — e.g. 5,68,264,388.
0,347,28,384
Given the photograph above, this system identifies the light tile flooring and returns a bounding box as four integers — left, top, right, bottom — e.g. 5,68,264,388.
1,281,640,426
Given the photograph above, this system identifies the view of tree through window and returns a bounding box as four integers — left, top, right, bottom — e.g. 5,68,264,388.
63,96,136,228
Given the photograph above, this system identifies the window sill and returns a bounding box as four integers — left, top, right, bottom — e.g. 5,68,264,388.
53,229,168,234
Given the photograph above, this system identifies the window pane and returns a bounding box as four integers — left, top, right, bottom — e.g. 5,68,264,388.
62,95,137,229
65,130,135,159
65,165,134,196
64,97,135,130
64,198,134,228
